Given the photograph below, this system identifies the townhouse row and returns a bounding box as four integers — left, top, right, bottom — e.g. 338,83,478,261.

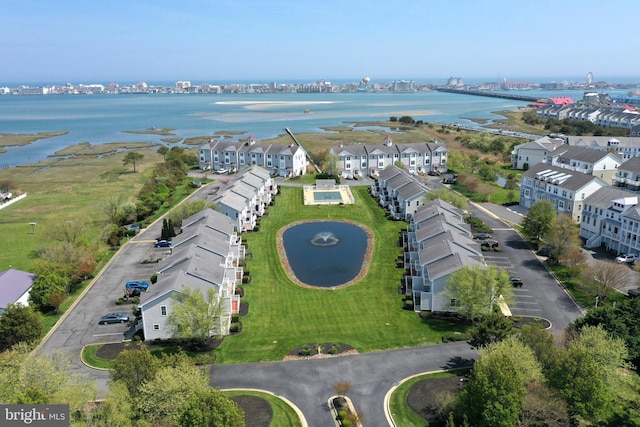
198,136,307,177
139,208,245,341
208,165,278,233
536,104,640,129
139,166,278,340
402,200,484,312
330,135,448,178
370,165,431,220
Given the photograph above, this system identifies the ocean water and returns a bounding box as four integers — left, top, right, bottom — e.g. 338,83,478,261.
0,88,631,166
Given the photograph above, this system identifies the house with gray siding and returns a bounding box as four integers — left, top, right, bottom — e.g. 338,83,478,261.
330,136,448,178
402,200,484,312
520,163,608,222
371,165,430,220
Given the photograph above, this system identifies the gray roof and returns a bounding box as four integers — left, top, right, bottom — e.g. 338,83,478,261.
181,208,235,235
522,163,606,191
418,239,483,281
549,145,621,164
396,181,429,201
584,186,638,209
619,157,640,172
566,135,640,149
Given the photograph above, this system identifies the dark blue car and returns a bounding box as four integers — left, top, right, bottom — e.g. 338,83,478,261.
125,280,149,291
154,240,172,247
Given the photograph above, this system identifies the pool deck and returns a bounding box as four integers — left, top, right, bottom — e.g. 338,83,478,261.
303,185,355,205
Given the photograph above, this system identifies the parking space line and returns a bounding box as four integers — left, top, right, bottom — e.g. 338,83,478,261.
92,333,126,337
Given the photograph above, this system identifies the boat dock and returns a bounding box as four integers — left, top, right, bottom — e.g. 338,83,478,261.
435,87,544,103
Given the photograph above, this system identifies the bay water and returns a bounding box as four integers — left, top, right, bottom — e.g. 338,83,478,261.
0,88,631,166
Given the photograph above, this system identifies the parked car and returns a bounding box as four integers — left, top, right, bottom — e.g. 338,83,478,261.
125,280,149,291
473,233,493,240
99,313,130,324
480,239,499,248
509,276,524,288
615,253,638,263
536,247,552,257
154,240,172,248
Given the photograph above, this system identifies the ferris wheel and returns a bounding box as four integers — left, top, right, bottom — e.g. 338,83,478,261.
586,72,593,85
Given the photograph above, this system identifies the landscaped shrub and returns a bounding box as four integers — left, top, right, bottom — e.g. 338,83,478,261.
230,322,240,333
337,410,347,421
150,273,158,284
328,344,340,354
403,299,414,311
116,297,124,305
298,344,314,356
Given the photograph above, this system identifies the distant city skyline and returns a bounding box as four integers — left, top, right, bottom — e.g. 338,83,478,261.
2,0,639,84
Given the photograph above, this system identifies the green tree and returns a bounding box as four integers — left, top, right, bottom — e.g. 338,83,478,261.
28,273,67,311
522,200,556,240
552,325,629,420
323,152,340,176
137,359,210,424
0,304,43,351
123,151,144,172
455,338,542,427
572,297,640,368
167,286,223,348
158,145,169,161
468,312,514,348
424,188,469,212
445,265,513,320
100,193,127,224
543,213,580,260
168,199,209,226
178,388,245,427
519,323,560,375
45,215,87,244
94,381,135,427
446,150,464,172
110,346,160,396
18,349,97,413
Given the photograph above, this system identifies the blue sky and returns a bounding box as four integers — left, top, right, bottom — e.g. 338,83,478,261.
2,0,638,85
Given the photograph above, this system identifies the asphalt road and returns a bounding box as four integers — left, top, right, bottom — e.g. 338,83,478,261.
210,342,477,427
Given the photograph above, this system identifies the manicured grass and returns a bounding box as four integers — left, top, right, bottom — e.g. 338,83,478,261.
389,370,468,427
224,390,303,427
215,186,469,363
81,345,112,370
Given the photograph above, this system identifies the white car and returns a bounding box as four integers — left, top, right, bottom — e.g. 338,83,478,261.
615,253,638,263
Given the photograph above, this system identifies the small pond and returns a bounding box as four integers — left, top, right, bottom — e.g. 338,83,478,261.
281,221,369,288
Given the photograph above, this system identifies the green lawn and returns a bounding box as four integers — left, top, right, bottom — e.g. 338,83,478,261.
224,390,303,427
215,186,468,363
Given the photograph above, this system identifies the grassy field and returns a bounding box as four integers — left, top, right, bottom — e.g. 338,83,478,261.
215,186,468,363
0,149,165,271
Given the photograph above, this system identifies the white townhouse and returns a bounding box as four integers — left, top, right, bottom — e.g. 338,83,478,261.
199,135,307,177
580,186,639,252
510,136,565,170
208,166,278,233
330,136,448,178
403,200,484,312
612,157,640,192
547,145,622,185
139,209,244,341
371,165,430,220
520,163,608,222
565,135,640,161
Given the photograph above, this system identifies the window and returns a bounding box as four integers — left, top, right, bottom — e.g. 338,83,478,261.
161,306,167,316
153,324,160,330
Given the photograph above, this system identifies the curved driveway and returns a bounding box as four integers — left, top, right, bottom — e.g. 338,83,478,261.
210,342,476,427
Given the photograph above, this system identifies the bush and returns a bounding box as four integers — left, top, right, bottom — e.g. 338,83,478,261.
298,344,314,356
230,322,240,333
337,410,347,421
116,297,124,305
150,273,158,284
